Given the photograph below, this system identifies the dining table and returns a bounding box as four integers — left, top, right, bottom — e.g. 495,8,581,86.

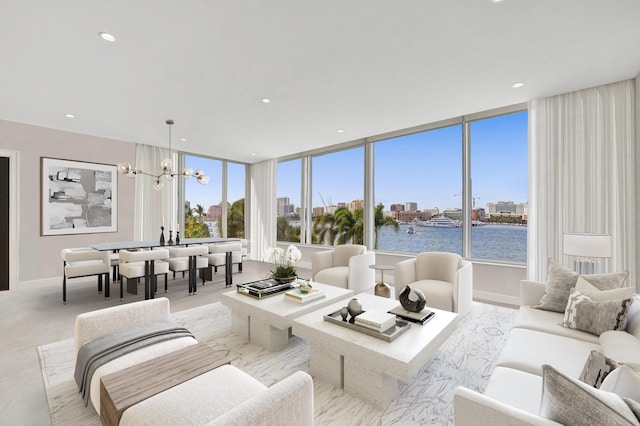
90,237,241,299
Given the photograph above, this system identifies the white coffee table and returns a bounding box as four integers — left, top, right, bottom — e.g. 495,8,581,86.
292,293,458,408
220,281,354,351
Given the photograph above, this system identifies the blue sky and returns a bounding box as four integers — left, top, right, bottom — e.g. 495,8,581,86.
186,111,528,213
279,111,528,211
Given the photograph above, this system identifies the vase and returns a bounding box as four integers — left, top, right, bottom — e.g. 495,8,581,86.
347,298,363,323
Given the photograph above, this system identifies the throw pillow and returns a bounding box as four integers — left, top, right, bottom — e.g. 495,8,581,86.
534,259,579,313
624,398,640,422
540,365,640,426
575,274,632,298
579,350,619,388
562,288,633,336
601,365,640,402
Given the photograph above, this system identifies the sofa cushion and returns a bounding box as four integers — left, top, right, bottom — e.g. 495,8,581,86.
600,365,640,402
411,279,453,312
562,288,633,336
120,365,267,425
625,398,640,422
599,331,640,372
484,366,543,415
513,306,599,344
540,364,640,426
579,350,619,388
626,295,640,340
496,328,600,377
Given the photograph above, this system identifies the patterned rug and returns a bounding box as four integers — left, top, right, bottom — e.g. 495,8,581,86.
38,301,517,426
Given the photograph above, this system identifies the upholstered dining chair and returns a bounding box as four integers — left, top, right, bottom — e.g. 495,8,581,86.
311,244,375,293
119,248,170,300
61,247,111,304
394,251,473,316
168,245,209,295
201,242,243,284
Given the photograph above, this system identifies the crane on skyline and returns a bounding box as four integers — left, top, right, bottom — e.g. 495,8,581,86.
453,194,480,208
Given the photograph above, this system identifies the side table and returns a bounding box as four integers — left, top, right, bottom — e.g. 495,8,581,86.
369,264,393,298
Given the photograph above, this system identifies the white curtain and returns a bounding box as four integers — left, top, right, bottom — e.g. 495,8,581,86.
528,79,636,285
249,159,277,261
133,144,178,241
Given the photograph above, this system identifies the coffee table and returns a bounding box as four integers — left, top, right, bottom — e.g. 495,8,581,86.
292,293,458,408
220,281,354,351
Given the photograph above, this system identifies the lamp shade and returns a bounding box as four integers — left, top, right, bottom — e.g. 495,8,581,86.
563,233,611,258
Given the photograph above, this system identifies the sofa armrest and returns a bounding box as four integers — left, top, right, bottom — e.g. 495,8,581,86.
312,250,334,279
209,371,314,426
520,280,546,306
454,387,560,426
394,258,417,297
348,251,375,293
74,298,171,356
453,260,473,316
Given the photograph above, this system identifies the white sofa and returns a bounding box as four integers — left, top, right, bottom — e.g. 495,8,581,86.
75,298,314,425
454,280,640,425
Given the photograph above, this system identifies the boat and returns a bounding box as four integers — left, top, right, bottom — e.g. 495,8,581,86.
414,216,461,228
407,226,415,234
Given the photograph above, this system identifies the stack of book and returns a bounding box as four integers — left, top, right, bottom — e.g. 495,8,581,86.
388,306,435,324
354,310,397,333
284,288,325,304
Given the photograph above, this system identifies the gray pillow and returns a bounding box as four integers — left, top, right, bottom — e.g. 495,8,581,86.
534,259,580,312
562,288,633,336
579,350,619,388
535,260,629,313
540,365,640,426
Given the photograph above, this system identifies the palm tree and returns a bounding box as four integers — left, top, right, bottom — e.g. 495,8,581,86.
193,204,207,219
311,212,338,245
373,203,399,249
335,207,364,245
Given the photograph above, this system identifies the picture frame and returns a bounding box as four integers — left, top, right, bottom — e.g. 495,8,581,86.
41,157,117,235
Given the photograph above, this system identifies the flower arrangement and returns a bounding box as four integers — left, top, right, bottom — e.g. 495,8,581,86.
263,245,302,282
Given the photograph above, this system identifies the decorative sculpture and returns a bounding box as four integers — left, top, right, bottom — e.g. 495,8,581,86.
347,298,363,323
399,285,426,312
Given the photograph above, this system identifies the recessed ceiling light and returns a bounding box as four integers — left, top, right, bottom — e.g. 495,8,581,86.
337,129,344,133
180,138,187,142
99,32,116,42
512,82,525,88
64,113,75,118
251,153,256,156
261,98,271,104
490,0,504,3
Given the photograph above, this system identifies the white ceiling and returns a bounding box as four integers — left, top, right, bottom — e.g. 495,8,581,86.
1,0,639,164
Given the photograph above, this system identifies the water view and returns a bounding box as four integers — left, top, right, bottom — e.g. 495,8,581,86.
377,223,527,264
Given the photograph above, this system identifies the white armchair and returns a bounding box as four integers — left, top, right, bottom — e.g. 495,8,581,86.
311,244,375,293
394,251,473,316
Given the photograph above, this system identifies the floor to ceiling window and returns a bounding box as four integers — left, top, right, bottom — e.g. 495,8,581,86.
469,111,528,263
311,147,364,246
374,124,463,254
277,159,302,242
183,155,222,238
226,161,246,238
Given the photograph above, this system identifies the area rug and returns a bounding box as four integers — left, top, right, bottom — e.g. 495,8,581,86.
38,301,517,426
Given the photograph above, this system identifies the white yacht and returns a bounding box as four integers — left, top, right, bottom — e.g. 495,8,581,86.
414,216,462,228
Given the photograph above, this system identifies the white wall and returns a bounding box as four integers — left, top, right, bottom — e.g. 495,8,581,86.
0,119,136,286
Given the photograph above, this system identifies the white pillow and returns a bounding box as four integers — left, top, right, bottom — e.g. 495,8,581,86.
601,365,640,402
575,276,636,301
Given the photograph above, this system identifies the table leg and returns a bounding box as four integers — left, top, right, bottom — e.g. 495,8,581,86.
343,356,397,408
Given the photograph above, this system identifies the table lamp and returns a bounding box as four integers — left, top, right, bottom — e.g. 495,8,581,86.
563,233,611,274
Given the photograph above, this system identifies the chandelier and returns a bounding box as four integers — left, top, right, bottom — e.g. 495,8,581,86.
117,119,209,191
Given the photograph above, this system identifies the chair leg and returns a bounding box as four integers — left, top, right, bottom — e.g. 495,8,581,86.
62,275,67,304
98,275,103,294
104,273,110,299
239,262,243,272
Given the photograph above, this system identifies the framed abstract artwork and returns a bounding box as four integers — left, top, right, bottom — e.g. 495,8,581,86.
41,157,117,235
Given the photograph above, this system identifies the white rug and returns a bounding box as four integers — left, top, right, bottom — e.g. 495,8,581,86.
38,301,517,426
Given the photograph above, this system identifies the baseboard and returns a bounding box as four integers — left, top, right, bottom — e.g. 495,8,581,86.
473,290,520,308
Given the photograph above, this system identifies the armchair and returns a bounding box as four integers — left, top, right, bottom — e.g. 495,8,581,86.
311,244,375,293
394,251,473,316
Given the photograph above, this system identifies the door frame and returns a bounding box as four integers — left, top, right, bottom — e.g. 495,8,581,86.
0,149,18,290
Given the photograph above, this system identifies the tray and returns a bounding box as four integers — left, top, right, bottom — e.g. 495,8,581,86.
323,309,411,342
236,279,293,299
